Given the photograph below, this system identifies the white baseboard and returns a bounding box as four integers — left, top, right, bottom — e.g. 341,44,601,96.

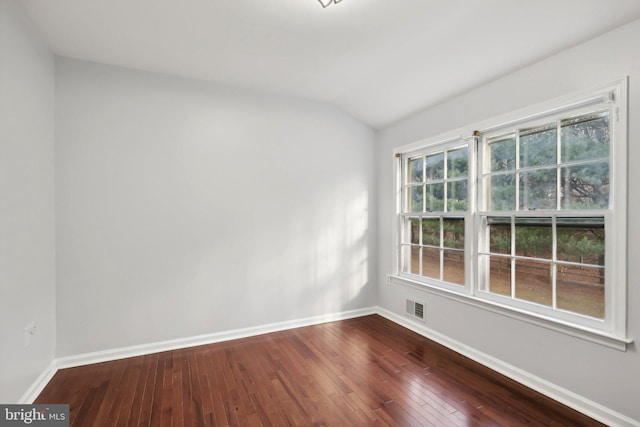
375,307,639,427
56,307,376,369
24,306,637,426
19,360,58,404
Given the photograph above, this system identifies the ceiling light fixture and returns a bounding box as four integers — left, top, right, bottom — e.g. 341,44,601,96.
318,0,342,8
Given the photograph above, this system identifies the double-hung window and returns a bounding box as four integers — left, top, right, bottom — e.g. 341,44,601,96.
399,140,471,292
394,81,628,344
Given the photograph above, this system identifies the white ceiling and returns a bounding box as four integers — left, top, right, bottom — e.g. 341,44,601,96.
21,0,640,129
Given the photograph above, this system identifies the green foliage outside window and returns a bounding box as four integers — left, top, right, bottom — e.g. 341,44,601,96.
486,112,609,211
407,146,468,213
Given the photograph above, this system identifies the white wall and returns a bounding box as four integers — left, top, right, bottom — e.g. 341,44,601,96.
0,0,56,403
55,58,376,357
377,20,640,422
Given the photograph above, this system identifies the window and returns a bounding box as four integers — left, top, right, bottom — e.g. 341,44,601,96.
399,142,470,290
394,81,628,343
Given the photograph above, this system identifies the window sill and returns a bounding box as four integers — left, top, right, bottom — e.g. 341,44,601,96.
389,275,632,351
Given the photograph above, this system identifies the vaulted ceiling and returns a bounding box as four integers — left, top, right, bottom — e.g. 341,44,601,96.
21,0,640,129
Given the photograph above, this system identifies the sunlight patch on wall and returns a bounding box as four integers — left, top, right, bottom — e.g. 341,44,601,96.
309,184,370,313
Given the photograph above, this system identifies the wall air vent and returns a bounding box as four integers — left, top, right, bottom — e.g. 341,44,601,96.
405,299,425,321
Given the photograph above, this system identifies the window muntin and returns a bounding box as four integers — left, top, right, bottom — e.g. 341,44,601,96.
394,83,626,340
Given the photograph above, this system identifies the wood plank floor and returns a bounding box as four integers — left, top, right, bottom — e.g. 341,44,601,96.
35,315,605,426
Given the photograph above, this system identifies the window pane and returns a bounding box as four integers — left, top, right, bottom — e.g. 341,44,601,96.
407,186,423,213
515,218,552,259
400,245,409,272
422,218,440,246
408,157,423,183
561,112,609,162
519,169,557,210
401,245,418,275
443,250,465,285
489,136,516,172
489,174,516,210
421,247,440,279
447,147,468,178
557,265,604,319
408,218,420,244
520,125,557,168
556,218,605,265
560,162,609,209
447,180,468,212
425,183,444,212
425,153,444,181
486,255,511,296
409,246,420,275
443,218,464,250
488,217,511,254
515,260,552,306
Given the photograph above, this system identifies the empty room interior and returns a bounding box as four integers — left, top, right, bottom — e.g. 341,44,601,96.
2,0,640,425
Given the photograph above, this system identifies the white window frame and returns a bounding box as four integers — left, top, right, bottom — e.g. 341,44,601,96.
390,80,630,350
397,137,474,294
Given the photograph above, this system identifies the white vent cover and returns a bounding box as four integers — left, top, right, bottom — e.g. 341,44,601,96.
406,299,425,321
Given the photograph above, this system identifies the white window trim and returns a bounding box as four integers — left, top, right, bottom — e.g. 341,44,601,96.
390,79,630,350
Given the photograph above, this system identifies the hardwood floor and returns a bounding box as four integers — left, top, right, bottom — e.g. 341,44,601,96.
36,315,604,426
